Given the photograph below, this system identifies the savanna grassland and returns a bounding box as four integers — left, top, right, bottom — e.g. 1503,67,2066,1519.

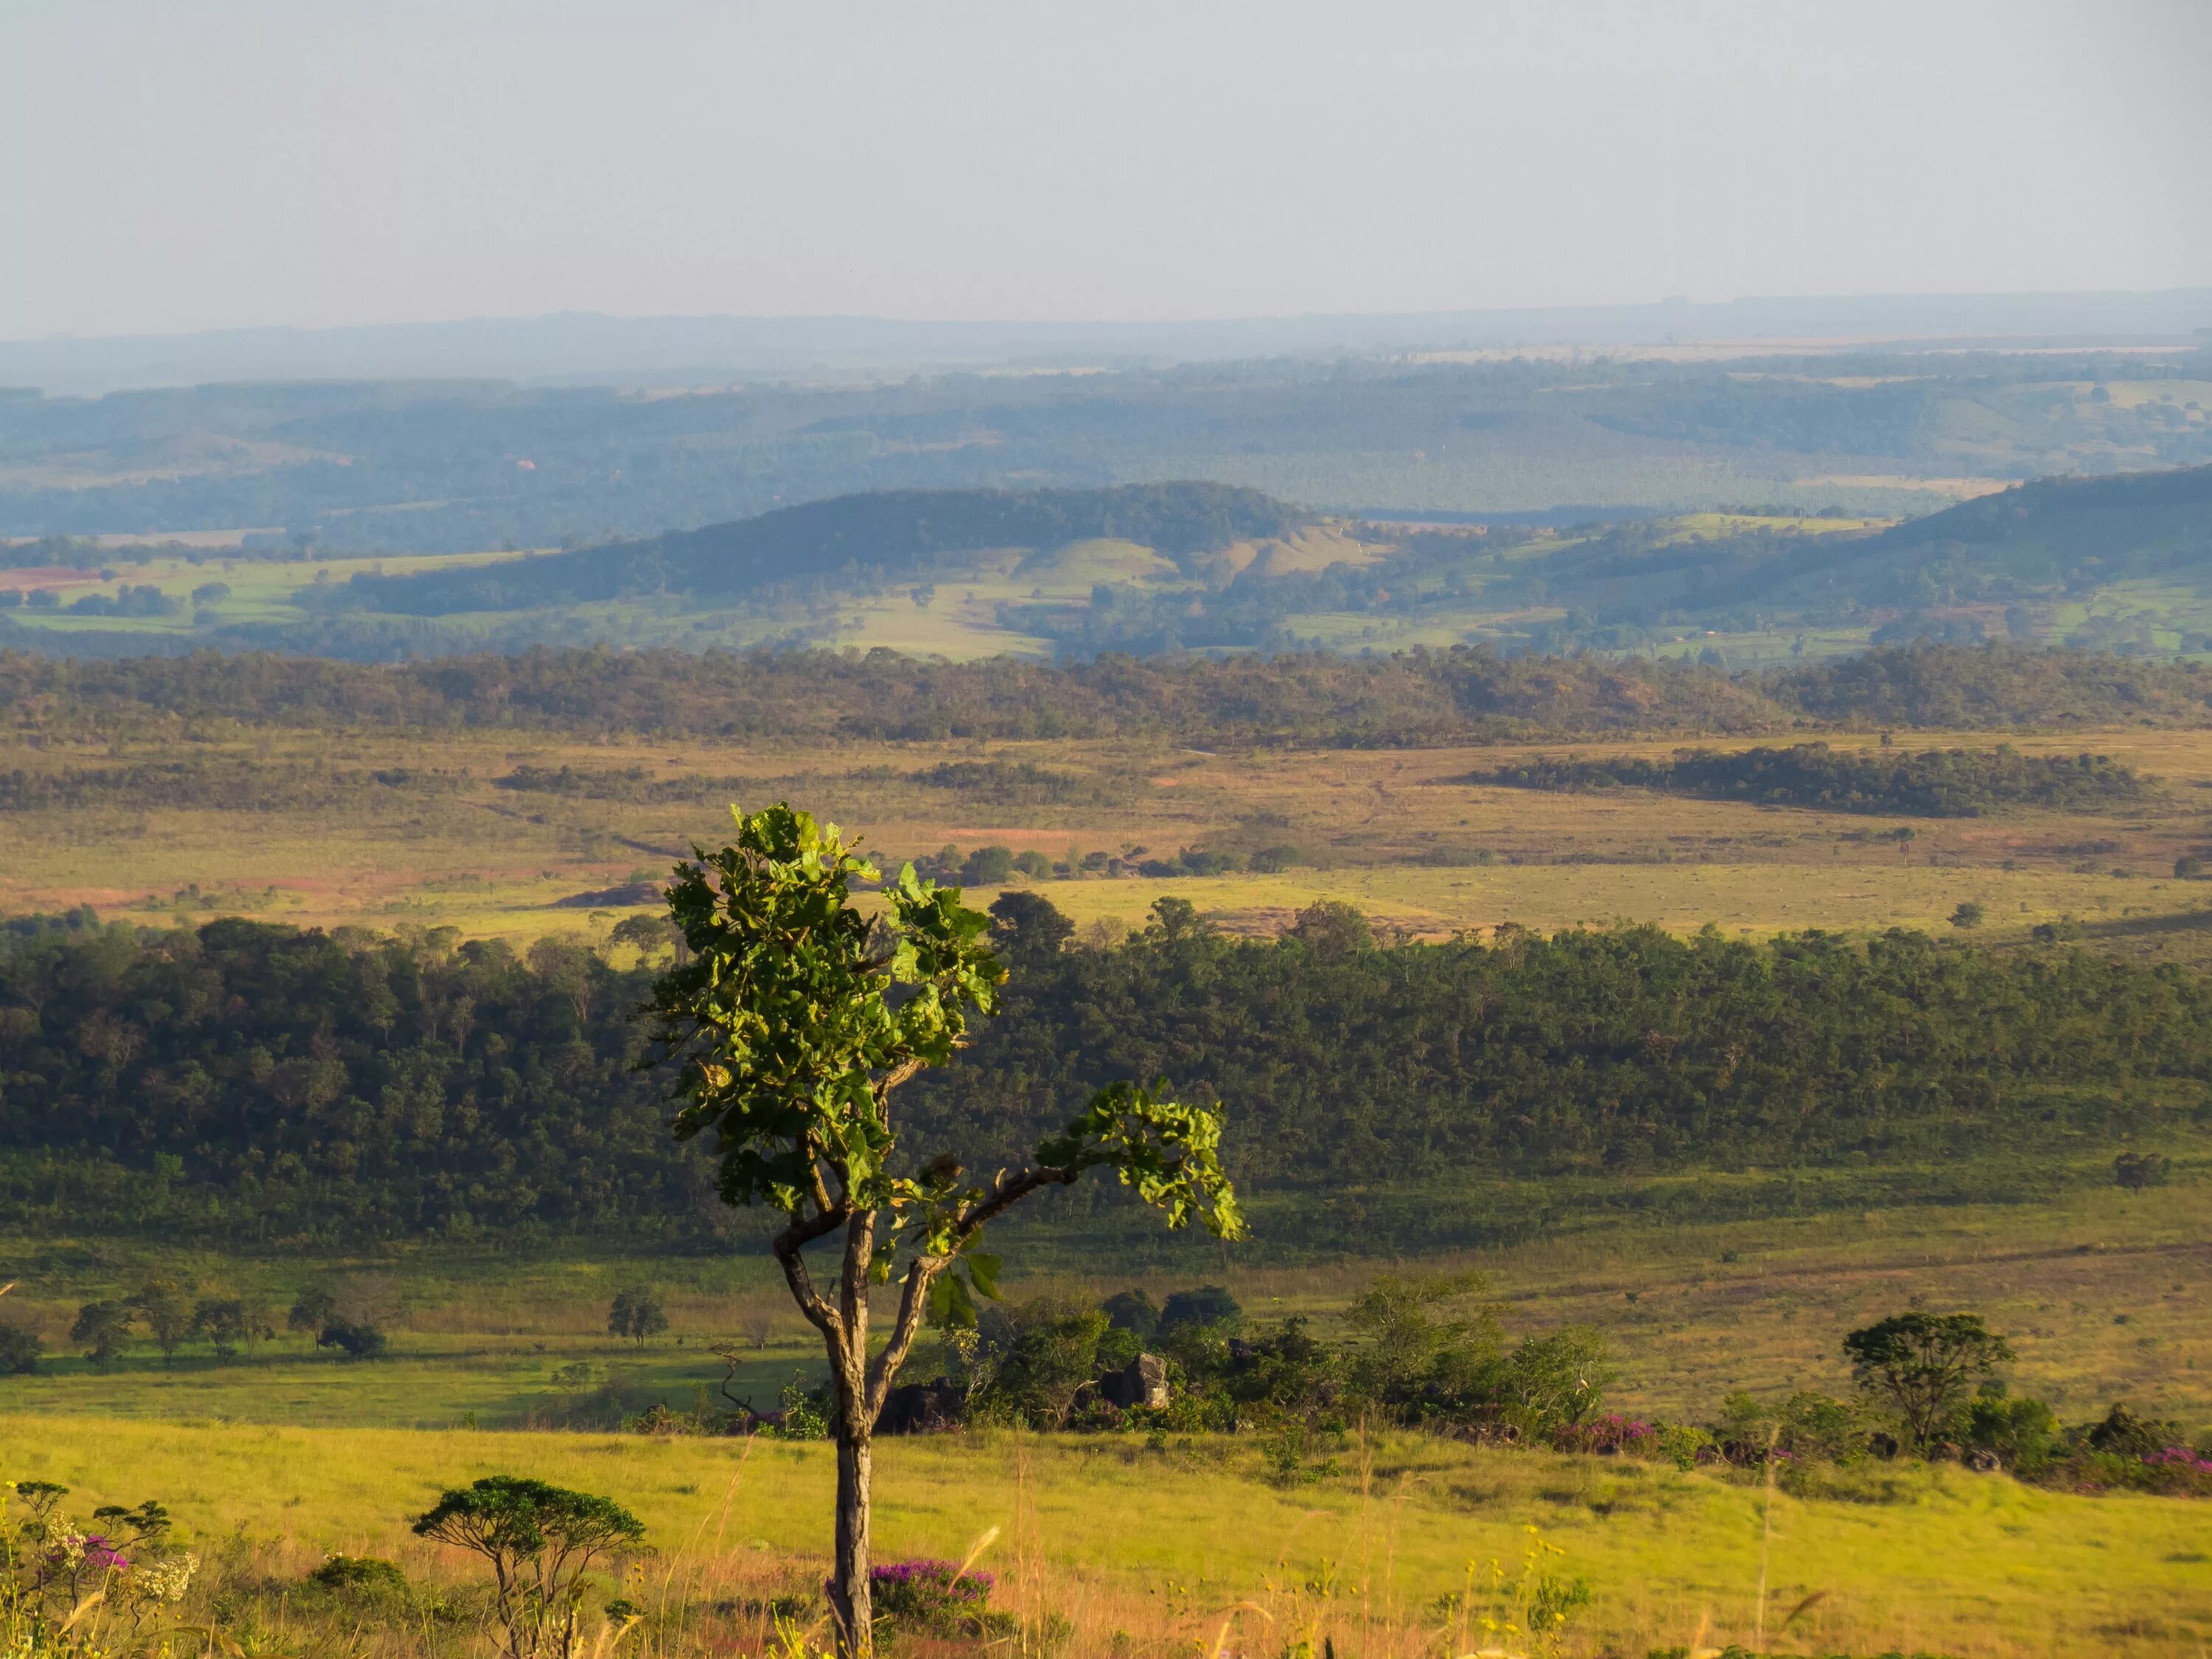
4,1169,2211,1658
9,641,2212,1658
4,717,2210,956
8,1408,2212,1659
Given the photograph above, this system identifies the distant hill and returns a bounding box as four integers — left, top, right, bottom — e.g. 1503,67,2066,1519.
323,483,1310,616
1734,462,2212,612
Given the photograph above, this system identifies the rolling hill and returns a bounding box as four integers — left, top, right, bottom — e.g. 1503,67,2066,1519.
316,482,1309,616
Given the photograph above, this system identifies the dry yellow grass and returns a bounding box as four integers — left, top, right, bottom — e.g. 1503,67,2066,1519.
4,723,2208,953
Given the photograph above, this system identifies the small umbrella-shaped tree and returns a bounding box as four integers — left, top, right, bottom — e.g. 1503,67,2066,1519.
412,1476,644,1659
644,804,1241,1658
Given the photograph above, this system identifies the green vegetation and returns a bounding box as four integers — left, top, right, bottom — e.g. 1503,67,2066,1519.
332,484,1307,616
5,901,2211,1249
1465,742,2156,816
8,641,2212,751
647,804,1239,1654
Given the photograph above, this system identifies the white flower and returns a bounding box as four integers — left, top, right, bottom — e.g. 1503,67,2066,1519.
126,1552,198,1607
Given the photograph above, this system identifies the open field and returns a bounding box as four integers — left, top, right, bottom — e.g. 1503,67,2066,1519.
5,720,2211,956
2,1154,2205,1430
5,1405,2211,1658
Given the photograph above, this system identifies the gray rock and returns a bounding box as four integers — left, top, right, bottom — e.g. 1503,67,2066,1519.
1099,1352,1170,1410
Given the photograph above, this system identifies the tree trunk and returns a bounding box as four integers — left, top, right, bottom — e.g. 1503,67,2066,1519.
831,1420,874,1658
828,1211,877,1659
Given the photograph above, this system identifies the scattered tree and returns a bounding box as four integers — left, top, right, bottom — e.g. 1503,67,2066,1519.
1099,1288,1160,1342
0,1322,40,1375
411,1476,644,1659
288,1285,339,1337
645,804,1239,1658
131,1277,193,1368
1843,1312,2014,1453
1286,900,1374,958
605,1287,667,1348
72,1300,133,1371
191,1297,271,1361
1948,901,1984,930
2114,1150,2169,1191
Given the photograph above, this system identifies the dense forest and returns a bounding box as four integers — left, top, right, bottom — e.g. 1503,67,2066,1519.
4,641,2209,747
0,907,2204,1245
1465,742,2156,817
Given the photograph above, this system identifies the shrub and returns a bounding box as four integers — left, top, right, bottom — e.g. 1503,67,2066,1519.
1158,1285,1242,1332
970,1296,1113,1428
0,1323,40,1375
869,1560,994,1632
958,846,1015,885
1099,1289,1159,1342
310,1554,410,1596
1962,1384,2058,1470
316,1317,387,1358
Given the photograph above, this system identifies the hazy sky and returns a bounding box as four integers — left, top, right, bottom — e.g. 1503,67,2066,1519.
4,0,2209,340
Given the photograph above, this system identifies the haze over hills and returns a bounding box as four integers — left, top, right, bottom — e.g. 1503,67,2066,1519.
10,459,2209,667
4,335,2211,560
7,289,2211,394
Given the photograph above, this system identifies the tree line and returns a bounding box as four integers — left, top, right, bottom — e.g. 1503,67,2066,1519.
1461,741,2155,816
6,641,2211,750
0,902,2205,1244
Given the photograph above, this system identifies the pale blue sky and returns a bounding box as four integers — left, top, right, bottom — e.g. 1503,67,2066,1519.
4,0,2208,338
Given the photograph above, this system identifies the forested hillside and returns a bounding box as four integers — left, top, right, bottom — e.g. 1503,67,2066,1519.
5,642,2211,747
1,908,2205,1245
322,484,1306,616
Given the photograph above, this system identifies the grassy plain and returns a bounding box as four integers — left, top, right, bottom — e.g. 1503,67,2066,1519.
5,718,2210,959
1,1153,2205,1430
9,1410,2212,1659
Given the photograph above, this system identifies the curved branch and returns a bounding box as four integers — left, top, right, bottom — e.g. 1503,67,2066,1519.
772,1205,851,1343
864,1163,1078,1419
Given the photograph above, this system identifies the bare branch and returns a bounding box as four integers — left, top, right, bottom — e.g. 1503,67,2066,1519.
866,1251,949,1417
954,1164,1079,1238
772,1207,850,1343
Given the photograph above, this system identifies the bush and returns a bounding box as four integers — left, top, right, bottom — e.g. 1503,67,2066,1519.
1099,1289,1160,1342
970,1296,1113,1428
0,1322,39,1374
316,1317,386,1358
959,846,1015,885
310,1554,410,1596
1158,1285,1242,1332
1962,1384,2058,1470
869,1560,995,1633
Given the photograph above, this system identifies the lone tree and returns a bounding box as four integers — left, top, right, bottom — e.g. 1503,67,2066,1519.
645,805,1240,1658
413,1476,644,1659
1843,1312,2014,1454
606,1287,668,1347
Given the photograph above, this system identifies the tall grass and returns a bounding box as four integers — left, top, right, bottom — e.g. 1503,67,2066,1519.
7,1416,2210,1658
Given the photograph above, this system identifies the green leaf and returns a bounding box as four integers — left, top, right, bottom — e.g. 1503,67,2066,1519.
964,1252,1003,1301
